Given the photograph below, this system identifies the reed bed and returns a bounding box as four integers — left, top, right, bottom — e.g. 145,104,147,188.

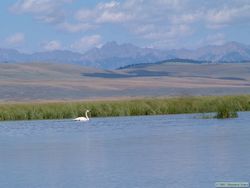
0,95,250,121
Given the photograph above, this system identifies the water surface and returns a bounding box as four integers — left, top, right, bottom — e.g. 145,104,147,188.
0,113,250,188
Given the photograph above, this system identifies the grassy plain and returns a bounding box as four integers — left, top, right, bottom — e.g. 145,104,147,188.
1,62,250,101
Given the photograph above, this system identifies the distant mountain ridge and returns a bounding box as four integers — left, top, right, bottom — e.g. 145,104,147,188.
1,41,250,69
172,42,250,62
117,59,208,70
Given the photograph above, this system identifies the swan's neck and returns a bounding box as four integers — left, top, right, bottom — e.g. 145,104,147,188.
85,111,89,120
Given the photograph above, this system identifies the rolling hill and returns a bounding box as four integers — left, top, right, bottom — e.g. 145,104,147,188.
1,61,250,101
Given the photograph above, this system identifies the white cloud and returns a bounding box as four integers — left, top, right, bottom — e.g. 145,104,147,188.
10,0,72,23
96,11,130,23
11,0,54,13
37,11,65,24
58,22,94,33
197,33,226,47
133,24,155,35
138,24,194,49
5,33,25,46
206,4,250,28
43,40,62,51
9,0,250,49
11,0,73,13
71,35,102,52
171,12,202,24
121,0,250,48
73,0,191,48
76,1,131,24
97,1,120,9
139,25,192,40
75,9,97,21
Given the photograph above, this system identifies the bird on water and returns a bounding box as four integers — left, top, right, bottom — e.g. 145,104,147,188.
73,110,90,121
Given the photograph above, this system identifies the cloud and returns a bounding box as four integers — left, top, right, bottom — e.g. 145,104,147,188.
95,1,131,23
197,33,226,47
43,40,62,51
11,0,54,14
171,12,202,24
97,1,120,9
97,11,130,23
71,35,102,52
75,9,97,21
10,0,73,23
73,0,193,48
9,0,250,49
122,0,250,48
76,1,132,24
58,22,95,33
138,24,194,49
5,33,25,46
206,4,250,28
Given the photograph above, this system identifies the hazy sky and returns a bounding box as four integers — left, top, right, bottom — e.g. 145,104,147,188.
1,0,250,52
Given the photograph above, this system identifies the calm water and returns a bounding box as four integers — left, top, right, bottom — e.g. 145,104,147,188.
0,113,250,188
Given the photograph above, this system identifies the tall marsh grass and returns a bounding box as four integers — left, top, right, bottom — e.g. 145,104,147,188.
214,101,239,119
0,95,250,121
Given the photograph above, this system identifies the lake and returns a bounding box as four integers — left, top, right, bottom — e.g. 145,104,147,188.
0,113,250,188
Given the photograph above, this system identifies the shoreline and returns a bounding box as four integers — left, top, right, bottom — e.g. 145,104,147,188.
0,95,250,121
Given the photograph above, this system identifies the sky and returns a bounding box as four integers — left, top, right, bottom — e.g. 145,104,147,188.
0,0,250,53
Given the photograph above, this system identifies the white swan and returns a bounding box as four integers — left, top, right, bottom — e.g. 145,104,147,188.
73,110,90,121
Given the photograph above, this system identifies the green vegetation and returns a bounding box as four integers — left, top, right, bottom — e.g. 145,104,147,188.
0,95,250,121
215,102,239,119
200,101,239,119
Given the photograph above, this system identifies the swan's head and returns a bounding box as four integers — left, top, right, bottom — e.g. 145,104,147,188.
86,110,90,113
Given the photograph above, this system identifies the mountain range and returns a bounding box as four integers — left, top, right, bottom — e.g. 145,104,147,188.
1,41,250,69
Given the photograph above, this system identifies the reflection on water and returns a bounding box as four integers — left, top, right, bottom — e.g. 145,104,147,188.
0,113,250,188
